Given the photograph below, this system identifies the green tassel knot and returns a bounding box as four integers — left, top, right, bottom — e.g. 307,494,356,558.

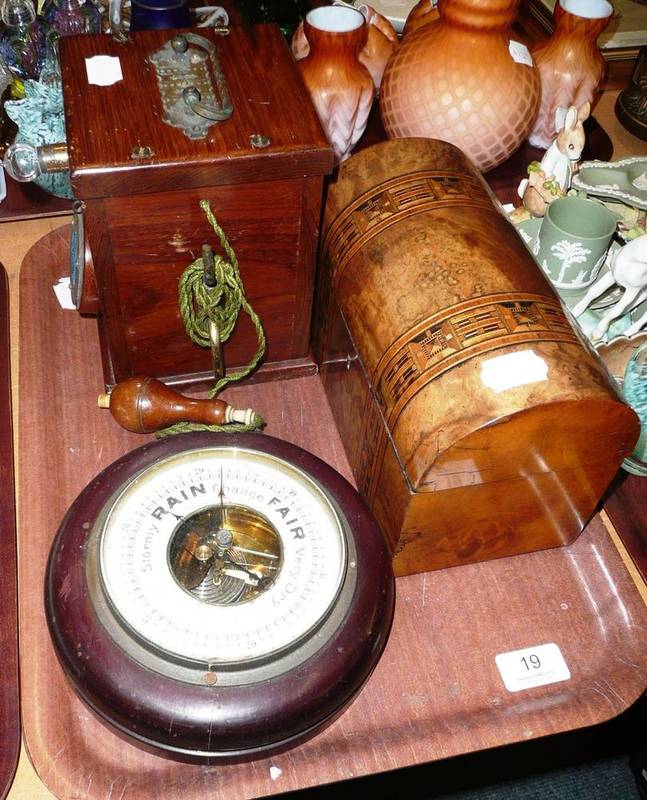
158,200,266,438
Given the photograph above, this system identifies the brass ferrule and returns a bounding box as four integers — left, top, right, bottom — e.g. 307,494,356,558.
38,143,70,174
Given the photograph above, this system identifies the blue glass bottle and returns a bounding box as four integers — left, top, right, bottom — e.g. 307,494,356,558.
129,0,190,31
622,342,647,475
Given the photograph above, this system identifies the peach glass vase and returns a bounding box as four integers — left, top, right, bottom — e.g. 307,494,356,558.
528,0,613,149
297,6,374,162
380,0,541,172
292,3,398,92
402,0,439,37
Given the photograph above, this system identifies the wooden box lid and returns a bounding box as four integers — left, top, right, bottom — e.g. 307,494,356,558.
58,25,334,199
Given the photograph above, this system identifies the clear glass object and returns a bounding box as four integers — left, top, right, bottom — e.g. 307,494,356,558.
622,342,647,475
3,140,41,180
2,78,73,198
44,0,100,35
0,0,47,81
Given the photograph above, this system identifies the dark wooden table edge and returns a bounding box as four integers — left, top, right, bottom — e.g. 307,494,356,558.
0,174,72,224
0,264,20,800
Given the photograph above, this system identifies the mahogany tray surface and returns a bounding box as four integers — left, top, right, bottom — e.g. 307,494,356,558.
0,264,19,800
605,471,647,583
17,225,647,799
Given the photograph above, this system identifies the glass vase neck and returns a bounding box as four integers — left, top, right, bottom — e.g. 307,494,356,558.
1,0,36,27
304,6,367,56
306,5,365,32
438,0,519,30
558,0,613,20
54,0,84,10
553,0,612,40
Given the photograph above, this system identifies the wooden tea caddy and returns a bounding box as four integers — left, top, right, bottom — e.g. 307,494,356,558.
57,25,333,389
314,138,640,577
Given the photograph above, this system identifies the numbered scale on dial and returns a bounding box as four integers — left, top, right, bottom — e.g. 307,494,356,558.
45,432,395,761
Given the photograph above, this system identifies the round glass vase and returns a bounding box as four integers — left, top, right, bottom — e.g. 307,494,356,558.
44,0,100,35
0,0,47,81
528,0,612,149
379,0,541,172
621,342,647,476
297,5,374,162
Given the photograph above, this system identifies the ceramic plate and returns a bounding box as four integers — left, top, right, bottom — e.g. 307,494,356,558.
595,331,647,383
572,157,647,211
622,455,647,477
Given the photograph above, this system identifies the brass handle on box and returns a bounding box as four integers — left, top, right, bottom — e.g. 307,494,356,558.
182,86,232,123
170,33,233,123
3,141,69,182
148,32,233,138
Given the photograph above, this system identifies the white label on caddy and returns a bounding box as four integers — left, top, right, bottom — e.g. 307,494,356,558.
496,643,571,692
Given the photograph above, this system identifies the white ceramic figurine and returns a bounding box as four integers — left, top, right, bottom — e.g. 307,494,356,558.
571,234,647,340
518,102,590,217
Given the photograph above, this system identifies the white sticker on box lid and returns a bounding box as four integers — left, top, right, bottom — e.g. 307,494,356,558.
508,40,533,67
85,55,123,87
480,349,548,393
496,643,571,692
53,277,74,310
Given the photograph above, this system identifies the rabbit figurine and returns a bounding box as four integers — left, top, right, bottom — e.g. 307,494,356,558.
518,102,590,217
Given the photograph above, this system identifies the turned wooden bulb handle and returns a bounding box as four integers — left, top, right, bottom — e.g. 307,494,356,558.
98,375,256,434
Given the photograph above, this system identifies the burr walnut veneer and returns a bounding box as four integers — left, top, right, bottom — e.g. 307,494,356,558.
315,139,640,576
58,25,333,389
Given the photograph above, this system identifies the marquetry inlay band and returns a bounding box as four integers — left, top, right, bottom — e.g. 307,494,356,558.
355,387,390,504
372,293,580,429
323,170,493,288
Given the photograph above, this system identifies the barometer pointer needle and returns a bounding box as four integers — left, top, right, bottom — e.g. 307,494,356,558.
221,565,262,587
219,468,227,530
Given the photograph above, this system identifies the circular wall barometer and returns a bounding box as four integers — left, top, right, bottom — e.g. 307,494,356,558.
45,432,394,761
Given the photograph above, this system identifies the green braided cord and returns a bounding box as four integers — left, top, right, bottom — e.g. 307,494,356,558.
156,417,264,439
157,200,266,438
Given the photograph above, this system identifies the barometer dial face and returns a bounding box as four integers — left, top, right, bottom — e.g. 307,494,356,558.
46,432,394,761
95,446,348,669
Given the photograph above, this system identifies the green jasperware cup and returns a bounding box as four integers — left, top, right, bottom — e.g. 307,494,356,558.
535,196,617,293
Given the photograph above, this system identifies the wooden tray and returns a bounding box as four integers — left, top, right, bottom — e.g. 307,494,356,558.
18,226,647,800
0,264,19,800
605,471,647,583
